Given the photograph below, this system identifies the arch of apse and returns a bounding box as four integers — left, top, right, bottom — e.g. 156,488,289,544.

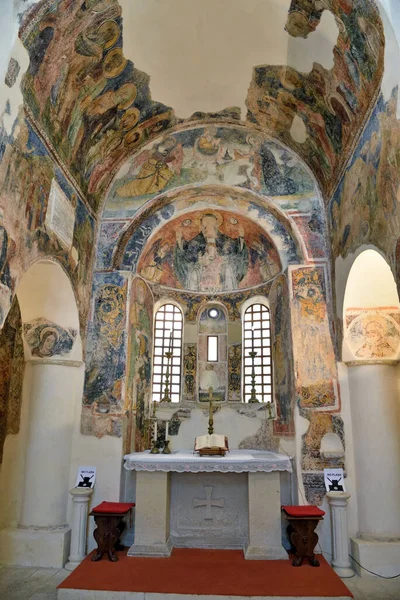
111,184,312,275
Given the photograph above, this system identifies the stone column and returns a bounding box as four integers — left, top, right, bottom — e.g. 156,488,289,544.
65,487,93,571
347,363,400,576
327,492,354,578
0,360,83,568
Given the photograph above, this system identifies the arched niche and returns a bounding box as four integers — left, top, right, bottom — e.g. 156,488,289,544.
342,249,400,363
343,249,400,548
0,260,83,568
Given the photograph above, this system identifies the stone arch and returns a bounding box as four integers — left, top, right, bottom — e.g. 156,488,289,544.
342,248,400,363
0,259,83,567
343,248,400,555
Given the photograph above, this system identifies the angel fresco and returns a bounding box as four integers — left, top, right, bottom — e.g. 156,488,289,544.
116,136,183,198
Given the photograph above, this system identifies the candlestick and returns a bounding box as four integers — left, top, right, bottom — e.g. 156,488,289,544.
168,331,173,352
248,350,260,403
153,419,158,441
208,387,214,435
165,421,169,441
161,350,173,402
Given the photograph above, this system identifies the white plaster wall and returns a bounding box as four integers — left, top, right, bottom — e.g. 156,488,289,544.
167,407,263,451
343,250,399,312
121,0,338,119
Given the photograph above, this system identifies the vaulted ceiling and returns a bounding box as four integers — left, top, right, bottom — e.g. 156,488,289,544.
18,0,384,212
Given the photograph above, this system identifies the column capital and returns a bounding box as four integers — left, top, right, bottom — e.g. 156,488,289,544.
69,487,94,499
327,491,351,503
27,358,83,368
344,359,399,367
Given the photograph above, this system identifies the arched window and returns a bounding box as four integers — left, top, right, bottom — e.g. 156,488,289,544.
243,303,272,403
152,303,183,402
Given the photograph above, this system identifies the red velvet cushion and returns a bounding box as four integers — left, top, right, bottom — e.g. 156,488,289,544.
281,505,325,518
92,502,135,514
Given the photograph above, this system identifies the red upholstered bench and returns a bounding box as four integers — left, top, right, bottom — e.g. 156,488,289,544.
281,505,325,567
90,502,135,562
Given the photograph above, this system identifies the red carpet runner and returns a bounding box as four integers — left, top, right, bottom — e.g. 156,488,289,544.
59,548,353,597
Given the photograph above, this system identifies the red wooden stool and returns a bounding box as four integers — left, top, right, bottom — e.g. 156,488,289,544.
90,502,135,562
281,505,325,567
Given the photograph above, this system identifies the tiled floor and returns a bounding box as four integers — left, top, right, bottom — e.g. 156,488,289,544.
0,563,400,599
0,564,69,600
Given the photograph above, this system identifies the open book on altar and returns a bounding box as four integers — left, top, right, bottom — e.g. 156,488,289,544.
194,434,229,456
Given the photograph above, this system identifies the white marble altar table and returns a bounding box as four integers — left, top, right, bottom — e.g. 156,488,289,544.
123,449,292,560
124,449,292,473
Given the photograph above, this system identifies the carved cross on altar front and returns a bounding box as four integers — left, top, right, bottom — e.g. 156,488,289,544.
193,486,225,520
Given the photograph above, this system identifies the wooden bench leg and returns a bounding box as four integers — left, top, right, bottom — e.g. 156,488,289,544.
91,515,124,562
288,518,320,567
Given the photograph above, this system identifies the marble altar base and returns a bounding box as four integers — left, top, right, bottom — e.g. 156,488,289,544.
123,450,292,560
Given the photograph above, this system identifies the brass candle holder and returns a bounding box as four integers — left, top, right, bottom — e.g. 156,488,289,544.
160,350,173,403
248,350,260,403
208,387,214,435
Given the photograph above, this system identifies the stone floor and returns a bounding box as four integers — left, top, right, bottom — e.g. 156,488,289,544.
0,562,400,599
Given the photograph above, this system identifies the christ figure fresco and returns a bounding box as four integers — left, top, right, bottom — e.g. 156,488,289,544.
174,213,248,292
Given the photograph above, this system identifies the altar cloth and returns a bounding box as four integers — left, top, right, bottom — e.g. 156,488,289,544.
123,449,292,474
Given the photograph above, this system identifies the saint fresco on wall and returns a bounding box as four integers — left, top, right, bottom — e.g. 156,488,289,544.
125,277,153,451
345,308,400,360
23,318,77,358
84,274,127,416
270,275,294,436
137,209,281,293
247,0,384,196
290,266,338,409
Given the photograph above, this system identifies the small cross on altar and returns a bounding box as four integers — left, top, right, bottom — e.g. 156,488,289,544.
193,485,225,520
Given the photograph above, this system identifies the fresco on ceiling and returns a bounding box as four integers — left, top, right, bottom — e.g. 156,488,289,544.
135,210,281,293
105,126,316,219
20,0,175,211
247,0,384,197
290,266,338,409
0,299,24,464
125,277,153,452
110,189,302,275
345,307,400,360
83,272,127,421
0,113,95,332
23,318,77,358
330,88,400,262
270,275,294,436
